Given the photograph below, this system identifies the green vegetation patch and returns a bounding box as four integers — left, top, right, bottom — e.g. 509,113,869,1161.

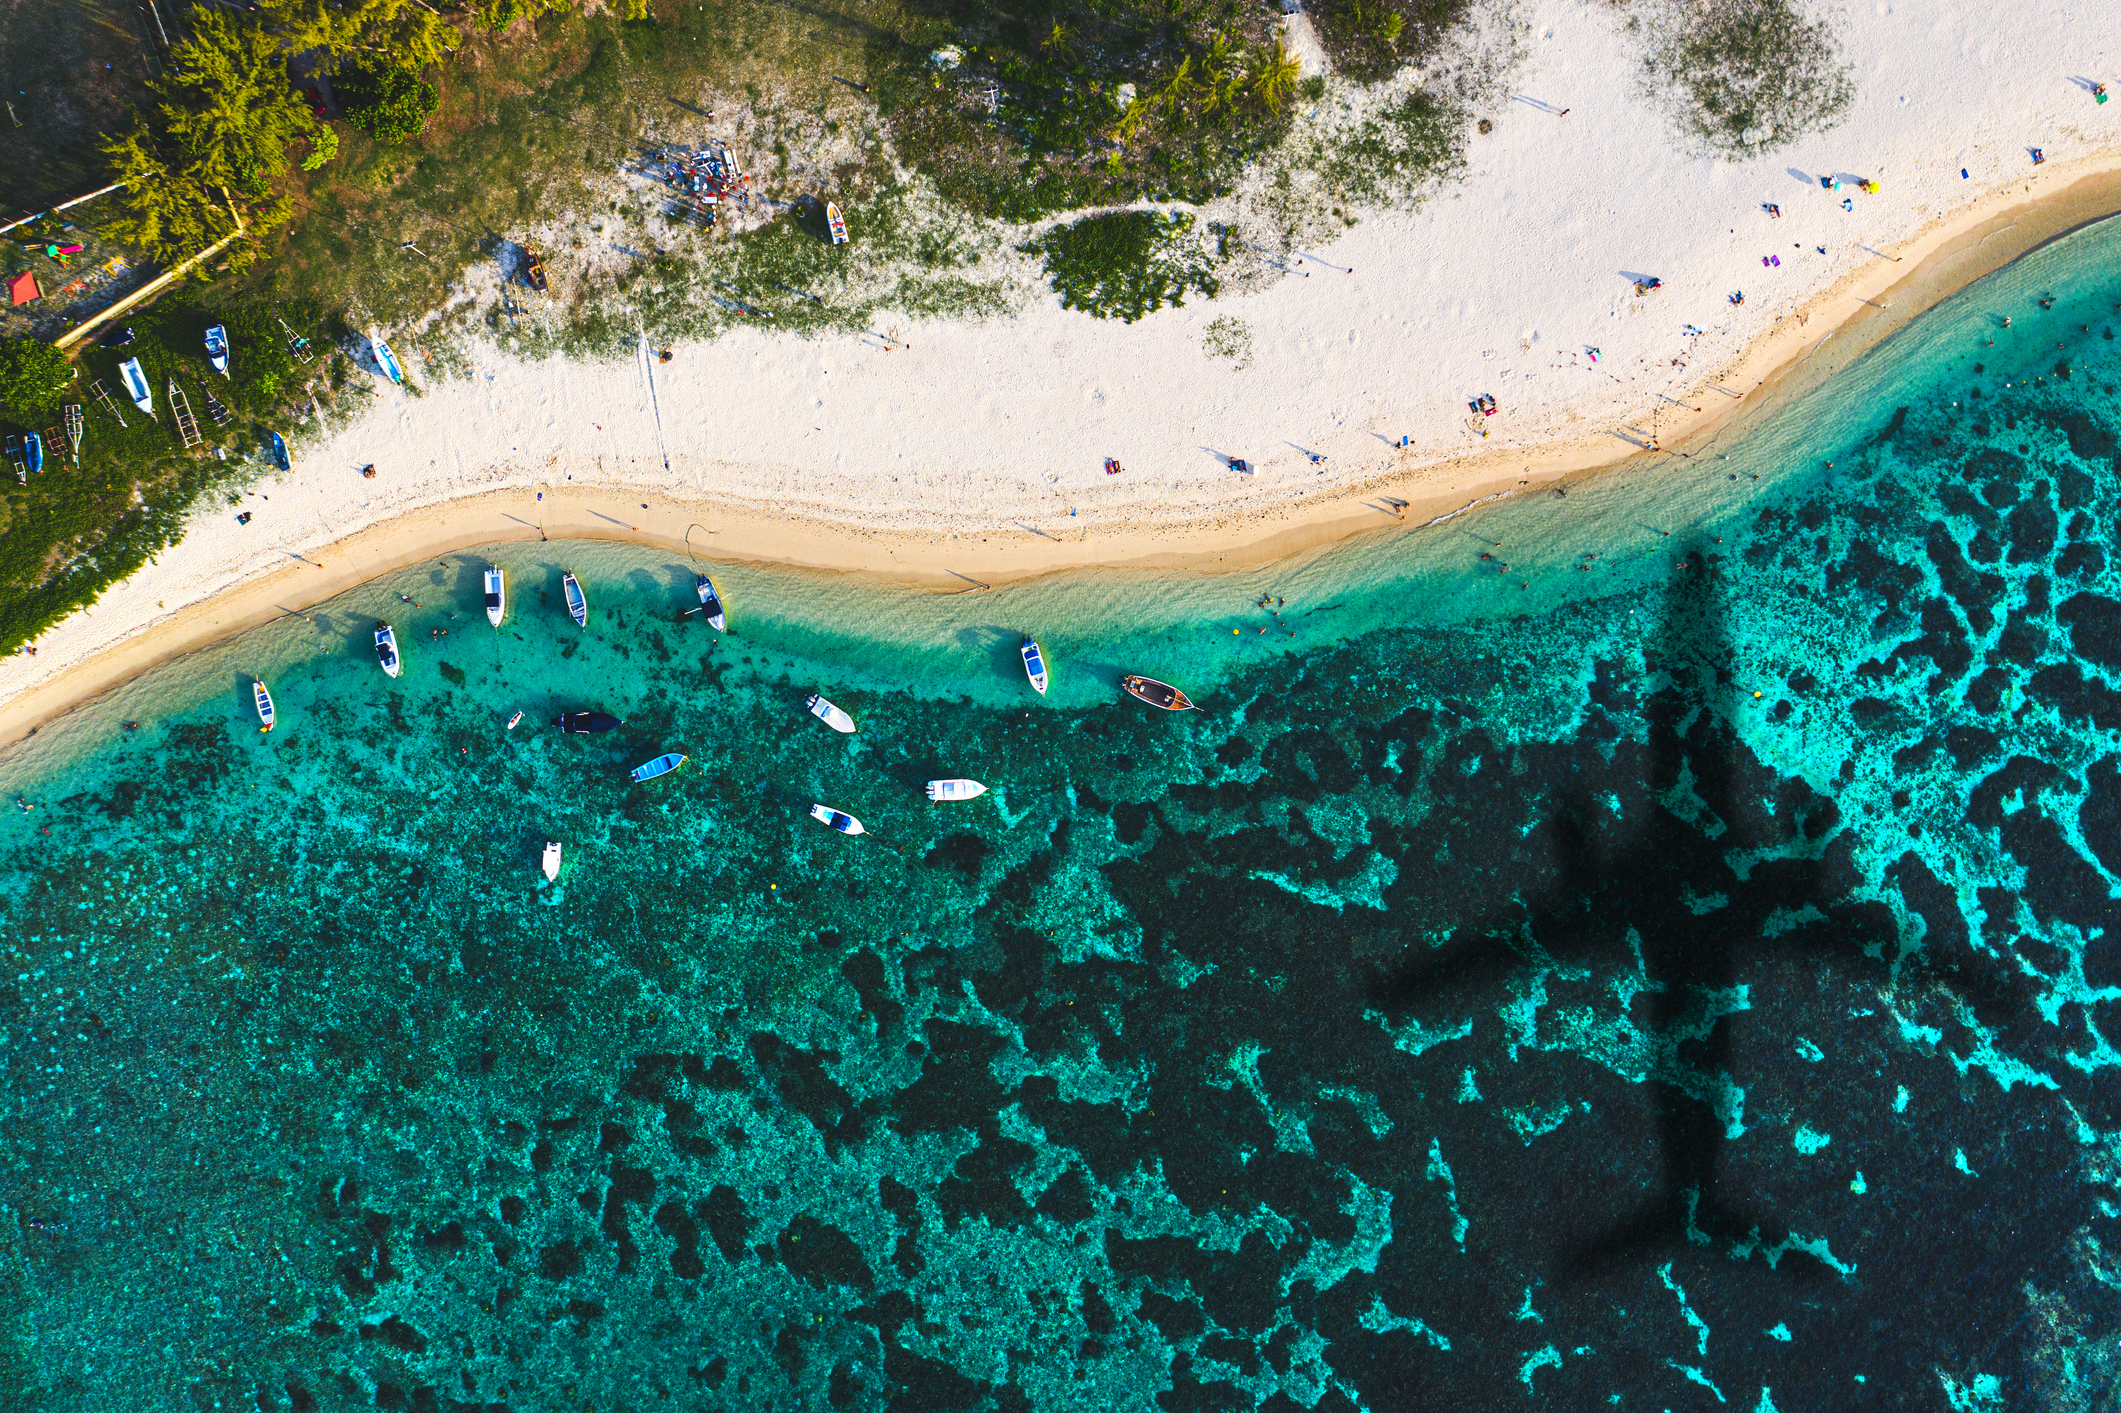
1308,0,1470,84
340,65,443,146
1638,0,1855,157
1030,210,1217,322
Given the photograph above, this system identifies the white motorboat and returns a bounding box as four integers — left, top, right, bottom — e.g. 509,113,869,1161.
253,679,275,732
806,694,855,733
541,841,562,881
695,574,725,631
926,779,987,802
562,571,588,627
371,329,404,384
810,804,864,834
204,324,230,377
1021,638,1048,696
375,622,401,678
484,564,505,626
118,357,153,416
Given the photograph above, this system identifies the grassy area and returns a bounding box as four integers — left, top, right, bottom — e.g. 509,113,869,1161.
0,0,152,215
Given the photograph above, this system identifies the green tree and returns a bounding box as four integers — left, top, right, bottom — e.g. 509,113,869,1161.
252,0,460,75
1251,36,1301,112
0,339,76,418
341,65,441,144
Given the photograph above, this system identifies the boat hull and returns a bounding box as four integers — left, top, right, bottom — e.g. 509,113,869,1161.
696,575,725,631
375,625,401,678
370,330,404,384
270,432,290,471
541,842,562,881
563,572,588,627
810,804,864,834
254,680,274,732
205,325,230,377
1021,638,1048,696
118,358,152,415
484,565,506,626
23,434,41,476
926,779,987,802
807,694,856,733
1123,675,1194,711
630,753,687,782
554,711,623,734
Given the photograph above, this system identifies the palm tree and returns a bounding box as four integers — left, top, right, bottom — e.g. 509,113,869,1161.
1251,34,1301,112
1158,55,1198,121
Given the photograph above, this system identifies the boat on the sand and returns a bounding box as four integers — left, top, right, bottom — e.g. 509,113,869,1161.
269,431,290,470
553,711,623,733
826,202,848,245
926,779,986,802
806,694,855,733
370,330,404,384
118,357,153,416
630,753,687,782
810,803,864,833
1123,675,1194,711
1021,638,1047,696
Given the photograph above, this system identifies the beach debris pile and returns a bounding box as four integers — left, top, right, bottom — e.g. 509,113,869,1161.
651,139,750,229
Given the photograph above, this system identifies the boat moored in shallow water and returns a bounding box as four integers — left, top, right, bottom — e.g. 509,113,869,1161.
253,679,275,732
1123,676,1194,711
695,575,725,630
375,623,401,678
541,842,562,881
1021,638,1048,696
926,779,986,802
810,804,864,834
484,564,506,626
563,572,588,627
807,694,856,733
630,753,687,783
554,711,623,733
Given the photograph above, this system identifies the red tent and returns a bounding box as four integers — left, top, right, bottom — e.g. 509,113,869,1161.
7,270,40,306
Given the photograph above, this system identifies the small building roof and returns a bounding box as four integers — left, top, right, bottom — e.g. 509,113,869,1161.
7,270,41,305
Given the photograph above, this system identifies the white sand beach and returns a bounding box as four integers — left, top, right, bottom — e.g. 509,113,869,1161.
3,0,2118,740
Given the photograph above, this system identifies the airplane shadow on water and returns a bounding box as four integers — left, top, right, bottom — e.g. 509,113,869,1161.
1366,542,2035,1288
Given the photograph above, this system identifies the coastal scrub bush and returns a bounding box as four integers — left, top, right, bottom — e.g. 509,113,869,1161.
1030,211,1218,322
341,65,442,145
1642,0,1855,157
1309,0,1470,84
0,339,77,417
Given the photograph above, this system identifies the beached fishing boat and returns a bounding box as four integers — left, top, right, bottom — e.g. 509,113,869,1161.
562,571,588,627
253,679,275,732
484,564,506,626
375,622,401,678
370,330,404,385
807,694,856,733
826,202,848,245
554,710,623,733
630,753,687,783
524,252,548,294
1021,638,1048,696
1123,675,1195,711
541,841,562,881
810,804,864,834
22,433,41,477
926,779,987,802
695,574,725,630
204,325,230,377
118,357,153,417
269,431,290,470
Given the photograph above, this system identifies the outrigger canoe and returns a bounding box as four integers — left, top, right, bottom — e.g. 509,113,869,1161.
253,679,275,732
1021,637,1048,696
806,694,855,733
810,803,864,834
204,325,230,377
695,574,725,631
562,571,588,627
375,622,401,678
630,753,687,783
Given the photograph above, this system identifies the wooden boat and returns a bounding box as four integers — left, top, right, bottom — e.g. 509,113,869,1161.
204,324,230,377
22,433,41,476
375,622,401,678
630,752,687,783
562,571,588,627
541,841,562,881
826,202,848,245
553,710,623,733
63,404,82,455
484,563,506,626
695,574,725,630
118,357,153,416
926,779,987,802
269,431,290,470
1021,637,1048,695
524,252,548,294
806,694,856,733
1123,675,1195,711
810,803,864,834
370,330,404,384
253,679,275,732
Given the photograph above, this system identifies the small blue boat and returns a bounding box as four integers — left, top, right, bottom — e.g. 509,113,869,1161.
22,433,42,476
269,431,290,470
630,753,687,783
370,328,403,385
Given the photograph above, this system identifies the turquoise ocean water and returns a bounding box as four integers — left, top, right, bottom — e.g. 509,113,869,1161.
5,216,2121,1410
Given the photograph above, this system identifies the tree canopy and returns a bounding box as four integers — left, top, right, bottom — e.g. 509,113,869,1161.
0,339,78,419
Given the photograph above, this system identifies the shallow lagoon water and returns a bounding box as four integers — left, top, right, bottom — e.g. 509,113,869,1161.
5,218,2121,1411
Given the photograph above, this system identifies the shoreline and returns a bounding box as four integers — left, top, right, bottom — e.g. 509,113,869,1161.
3,160,2120,751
